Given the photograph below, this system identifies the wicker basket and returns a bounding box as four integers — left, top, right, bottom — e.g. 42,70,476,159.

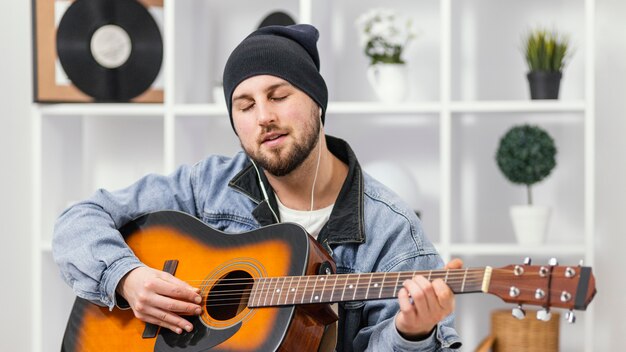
476,309,560,352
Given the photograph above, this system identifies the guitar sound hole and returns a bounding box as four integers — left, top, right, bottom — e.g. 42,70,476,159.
206,270,253,321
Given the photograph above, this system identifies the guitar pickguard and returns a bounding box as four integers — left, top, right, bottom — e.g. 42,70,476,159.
154,316,242,352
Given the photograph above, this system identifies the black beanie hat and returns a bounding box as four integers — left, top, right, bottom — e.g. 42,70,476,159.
223,24,328,132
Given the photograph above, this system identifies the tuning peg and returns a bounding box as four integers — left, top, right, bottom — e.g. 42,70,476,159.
565,310,576,324
548,258,558,266
512,305,526,320
537,308,552,322
579,259,584,267
523,257,532,265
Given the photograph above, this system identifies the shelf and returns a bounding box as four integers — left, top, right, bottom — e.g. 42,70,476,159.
328,102,441,114
34,100,587,117
172,104,227,116
450,100,586,113
31,1,595,351
37,103,165,116
446,243,586,256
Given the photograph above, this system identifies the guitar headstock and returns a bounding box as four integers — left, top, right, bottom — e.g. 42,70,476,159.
486,258,596,322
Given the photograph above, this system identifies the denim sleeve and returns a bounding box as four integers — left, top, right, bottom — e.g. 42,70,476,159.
52,164,200,309
355,255,462,351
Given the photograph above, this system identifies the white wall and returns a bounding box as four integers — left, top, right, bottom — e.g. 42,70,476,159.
0,1,32,351
594,0,626,349
0,1,623,351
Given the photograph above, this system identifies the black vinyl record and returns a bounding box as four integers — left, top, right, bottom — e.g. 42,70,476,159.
56,0,163,101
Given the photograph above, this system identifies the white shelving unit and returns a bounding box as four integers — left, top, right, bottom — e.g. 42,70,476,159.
31,0,595,351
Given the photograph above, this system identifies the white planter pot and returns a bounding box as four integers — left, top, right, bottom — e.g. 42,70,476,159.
509,205,551,245
366,63,409,103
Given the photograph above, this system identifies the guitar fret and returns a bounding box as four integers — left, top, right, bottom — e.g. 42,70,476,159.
341,275,349,301
278,277,287,305
263,278,272,307
319,275,329,302
461,268,468,292
444,270,449,284
352,273,361,300
284,276,294,304
250,279,257,306
301,276,311,304
269,278,279,306
393,272,401,297
330,275,339,302
379,272,387,299
253,278,260,307
258,278,268,307
364,274,374,300
309,276,320,303
292,276,302,305
427,270,432,281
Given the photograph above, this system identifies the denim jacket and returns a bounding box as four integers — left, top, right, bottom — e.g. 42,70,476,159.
53,135,462,351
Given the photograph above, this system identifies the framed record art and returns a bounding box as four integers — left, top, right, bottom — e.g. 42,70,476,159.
32,0,164,103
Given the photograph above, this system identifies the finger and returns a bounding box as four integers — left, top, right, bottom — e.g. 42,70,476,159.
410,276,438,313
160,272,201,293
444,258,463,270
151,294,203,315
149,276,202,304
403,278,430,315
432,279,454,312
142,306,195,334
397,287,415,315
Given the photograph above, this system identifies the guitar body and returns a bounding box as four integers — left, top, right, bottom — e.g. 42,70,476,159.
61,211,338,352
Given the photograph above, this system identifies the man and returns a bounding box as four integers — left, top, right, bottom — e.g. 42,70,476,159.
53,24,462,351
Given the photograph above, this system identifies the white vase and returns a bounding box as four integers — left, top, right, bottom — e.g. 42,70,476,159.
366,63,409,103
509,205,551,245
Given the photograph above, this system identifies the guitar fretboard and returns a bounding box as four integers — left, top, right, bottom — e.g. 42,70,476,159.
248,267,491,308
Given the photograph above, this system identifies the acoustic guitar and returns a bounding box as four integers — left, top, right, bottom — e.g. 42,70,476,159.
60,210,596,351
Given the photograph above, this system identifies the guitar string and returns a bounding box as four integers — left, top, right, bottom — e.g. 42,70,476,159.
193,277,489,304
187,274,489,292
198,282,570,308
177,268,554,285
183,274,557,301
191,268,568,307
177,269,492,284
197,276,487,298
194,274,488,292
199,280,487,306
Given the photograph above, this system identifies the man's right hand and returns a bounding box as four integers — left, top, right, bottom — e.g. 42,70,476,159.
117,266,203,334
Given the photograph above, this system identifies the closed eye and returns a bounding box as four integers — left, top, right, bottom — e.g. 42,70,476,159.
239,102,255,112
271,95,287,102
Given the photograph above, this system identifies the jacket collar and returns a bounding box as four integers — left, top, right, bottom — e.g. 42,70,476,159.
228,135,366,250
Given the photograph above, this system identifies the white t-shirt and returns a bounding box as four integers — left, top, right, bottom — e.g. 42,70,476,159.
275,196,333,239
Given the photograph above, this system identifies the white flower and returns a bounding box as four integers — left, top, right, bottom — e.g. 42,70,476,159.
355,8,418,65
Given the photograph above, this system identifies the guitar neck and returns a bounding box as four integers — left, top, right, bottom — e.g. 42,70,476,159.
249,267,492,308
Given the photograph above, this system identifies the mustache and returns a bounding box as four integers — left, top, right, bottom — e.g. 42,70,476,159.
256,124,289,143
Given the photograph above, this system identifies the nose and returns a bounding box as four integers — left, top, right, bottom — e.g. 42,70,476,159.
256,102,276,126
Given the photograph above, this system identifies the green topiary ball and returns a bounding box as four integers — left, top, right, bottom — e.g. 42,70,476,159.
496,124,557,186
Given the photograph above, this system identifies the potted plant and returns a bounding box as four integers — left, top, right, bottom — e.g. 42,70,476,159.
355,8,418,103
523,28,571,99
496,124,557,245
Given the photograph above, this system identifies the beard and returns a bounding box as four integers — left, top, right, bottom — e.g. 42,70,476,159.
242,111,321,177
